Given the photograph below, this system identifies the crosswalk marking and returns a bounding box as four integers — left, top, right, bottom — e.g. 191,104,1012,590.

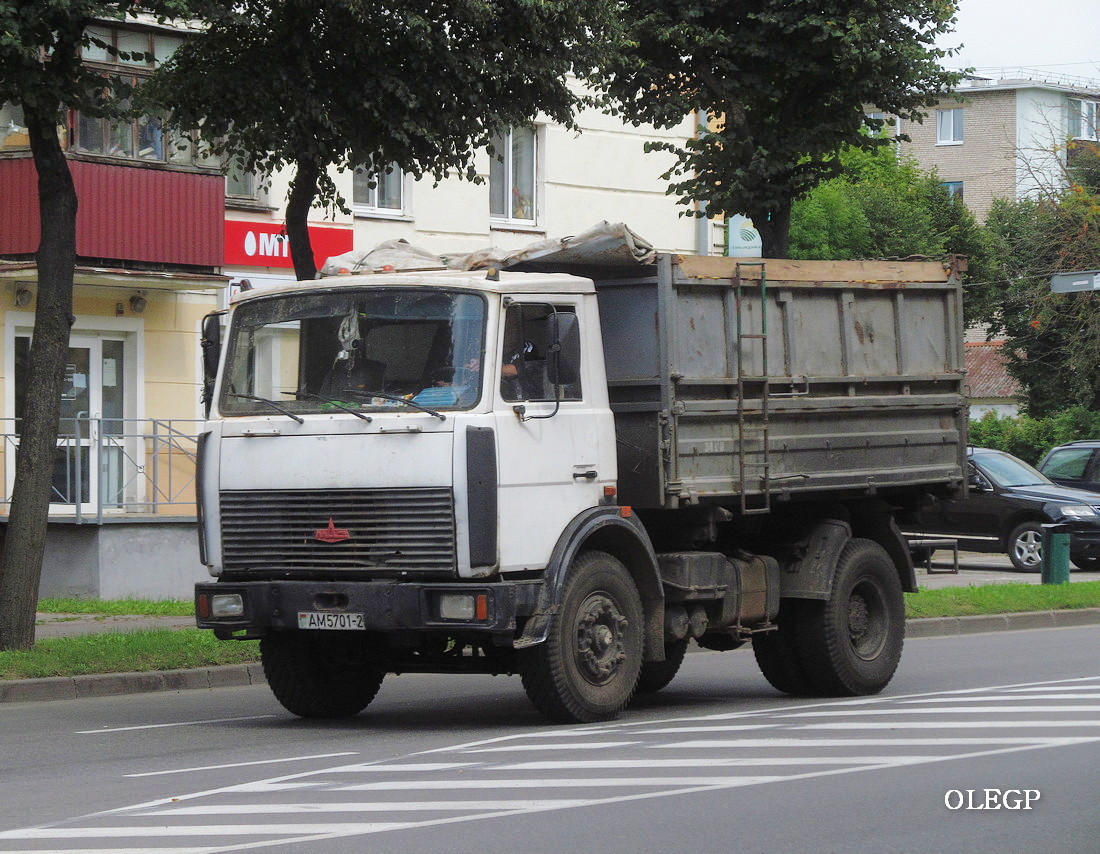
142,800,600,814
3,674,1099,852
334,776,790,790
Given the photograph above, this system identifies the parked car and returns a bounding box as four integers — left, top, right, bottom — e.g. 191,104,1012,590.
903,447,1100,571
1037,440,1100,493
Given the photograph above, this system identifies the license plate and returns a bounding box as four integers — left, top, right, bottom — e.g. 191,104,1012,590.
297,611,366,630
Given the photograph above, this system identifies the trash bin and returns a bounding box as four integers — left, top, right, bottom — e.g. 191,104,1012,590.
1041,523,1073,585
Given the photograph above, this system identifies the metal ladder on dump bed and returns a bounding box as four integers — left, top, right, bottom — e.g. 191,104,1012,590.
733,262,772,514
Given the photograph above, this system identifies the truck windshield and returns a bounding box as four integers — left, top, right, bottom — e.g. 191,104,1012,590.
219,288,486,417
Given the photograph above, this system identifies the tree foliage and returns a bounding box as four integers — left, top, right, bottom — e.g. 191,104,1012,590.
968,182,1100,416
788,142,988,275
969,407,1100,466
598,0,963,257
147,0,620,280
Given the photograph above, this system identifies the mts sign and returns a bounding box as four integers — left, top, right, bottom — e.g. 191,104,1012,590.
225,221,353,269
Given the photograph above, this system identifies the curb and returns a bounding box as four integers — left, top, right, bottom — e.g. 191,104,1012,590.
4,609,1100,705
0,663,266,705
905,606,1100,638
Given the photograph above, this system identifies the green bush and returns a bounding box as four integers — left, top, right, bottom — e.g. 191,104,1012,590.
968,408,1100,465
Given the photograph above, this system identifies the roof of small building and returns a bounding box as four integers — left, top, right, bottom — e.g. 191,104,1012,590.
965,341,1021,400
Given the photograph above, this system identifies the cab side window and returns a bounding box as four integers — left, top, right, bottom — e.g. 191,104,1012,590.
500,304,582,402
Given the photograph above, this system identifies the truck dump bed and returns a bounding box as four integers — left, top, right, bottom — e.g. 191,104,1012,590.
589,254,967,510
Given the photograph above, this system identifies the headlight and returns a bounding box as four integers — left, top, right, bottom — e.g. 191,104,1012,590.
1056,504,1097,518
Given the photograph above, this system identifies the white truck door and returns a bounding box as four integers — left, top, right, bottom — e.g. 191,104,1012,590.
493,301,604,573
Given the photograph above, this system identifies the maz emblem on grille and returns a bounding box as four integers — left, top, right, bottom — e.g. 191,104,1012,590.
314,517,351,544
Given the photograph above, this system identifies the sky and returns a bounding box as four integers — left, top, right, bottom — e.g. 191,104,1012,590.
937,0,1100,83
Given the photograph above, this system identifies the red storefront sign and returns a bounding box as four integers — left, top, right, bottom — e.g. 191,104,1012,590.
225,221,353,269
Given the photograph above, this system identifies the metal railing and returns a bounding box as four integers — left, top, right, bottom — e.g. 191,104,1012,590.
0,417,204,523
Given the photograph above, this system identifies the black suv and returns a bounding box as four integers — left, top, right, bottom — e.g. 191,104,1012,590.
903,447,1100,571
1037,440,1100,493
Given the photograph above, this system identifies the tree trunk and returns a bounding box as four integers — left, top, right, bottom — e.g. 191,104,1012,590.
0,100,77,651
286,157,320,281
753,199,793,259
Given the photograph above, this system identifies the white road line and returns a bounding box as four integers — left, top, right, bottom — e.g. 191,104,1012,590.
124,752,360,778
1006,684,1100,692
651,737,1070,748
898,694,1100,703
74,715,277,734
460,741,640,753
495,756,943,769
336,776,788,790
325,763,481,773
777,706,1100,717
630,725,781,734
0,824,415,839
0,849,216,854
800,722,1100,730
141,800,595,815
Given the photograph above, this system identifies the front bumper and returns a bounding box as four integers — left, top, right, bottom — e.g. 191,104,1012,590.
195,579,544,640
1068,527,1100,560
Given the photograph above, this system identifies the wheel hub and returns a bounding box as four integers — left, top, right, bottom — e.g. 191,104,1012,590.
575,595,629,684
847,581,888,660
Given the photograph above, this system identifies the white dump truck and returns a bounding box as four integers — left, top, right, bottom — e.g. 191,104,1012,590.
194,225,967,723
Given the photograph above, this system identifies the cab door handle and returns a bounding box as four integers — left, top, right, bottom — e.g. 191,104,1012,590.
573,470,598,480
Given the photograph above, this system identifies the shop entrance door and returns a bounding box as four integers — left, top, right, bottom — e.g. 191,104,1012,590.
13,334,127,512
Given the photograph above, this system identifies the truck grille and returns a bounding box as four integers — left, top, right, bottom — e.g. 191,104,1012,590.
219,488,456,572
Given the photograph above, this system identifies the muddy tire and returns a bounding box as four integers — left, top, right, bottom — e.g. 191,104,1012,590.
636,638,689,695
794,538,905,696
520,551,644,723
752,599,820,696
261,632,385,718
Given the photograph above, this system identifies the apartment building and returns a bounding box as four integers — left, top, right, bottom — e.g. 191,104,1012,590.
899,71,1100,220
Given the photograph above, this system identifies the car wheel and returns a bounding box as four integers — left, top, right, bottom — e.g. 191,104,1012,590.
1007,521,1044,572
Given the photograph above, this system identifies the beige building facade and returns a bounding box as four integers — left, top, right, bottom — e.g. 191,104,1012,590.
899,73,1100,220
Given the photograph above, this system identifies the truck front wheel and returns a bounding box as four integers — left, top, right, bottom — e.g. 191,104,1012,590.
261,632,385,719
796,538,905,696
520,551,644,723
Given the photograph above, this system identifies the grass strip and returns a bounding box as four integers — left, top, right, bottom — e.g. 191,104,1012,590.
36,598,193,616
0,630,258,681
905,580,1100,618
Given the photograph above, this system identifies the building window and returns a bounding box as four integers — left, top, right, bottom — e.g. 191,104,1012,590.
942,181,964,199
936,108,964,144
82,25,182,68
353,165,403,214
69,26,185,163
0,102,29,150
226,157,258,200
1069,99,1099,141
490,126,537,224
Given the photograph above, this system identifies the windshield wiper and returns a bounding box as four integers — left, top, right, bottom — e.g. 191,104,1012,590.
226,393,304,424
339,388,446,421
281,391,373,421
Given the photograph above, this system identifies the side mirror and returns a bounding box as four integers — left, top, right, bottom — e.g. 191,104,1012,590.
546,312,580,385
200,312,224,417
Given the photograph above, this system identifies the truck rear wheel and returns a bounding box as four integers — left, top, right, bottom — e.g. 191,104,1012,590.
752,599,820,696
795,538,904,696
636,638,689,694
520,551,644,723
261,632,385,719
